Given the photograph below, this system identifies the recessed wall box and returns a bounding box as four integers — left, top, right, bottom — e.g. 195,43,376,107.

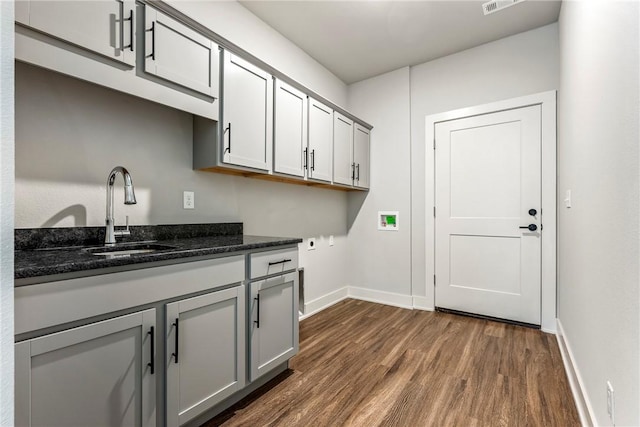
378,211,399,231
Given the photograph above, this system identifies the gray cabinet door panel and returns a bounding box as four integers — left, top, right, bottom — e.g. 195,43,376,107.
166,286,245,427
15,309,156,427
23,0,135,66
308,98,333,183
221,52,273,171
353,123,370,189
274,79,307,177
250,272,299,381
144,6,218,97
333,112,354,186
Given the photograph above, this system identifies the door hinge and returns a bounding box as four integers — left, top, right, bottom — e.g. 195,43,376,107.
433,206,436,217
433,138,436,150
433,274,436,286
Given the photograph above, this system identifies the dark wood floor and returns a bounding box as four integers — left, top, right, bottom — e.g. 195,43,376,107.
205,299,580,426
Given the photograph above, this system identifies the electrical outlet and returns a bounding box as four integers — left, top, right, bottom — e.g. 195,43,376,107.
329,235,334,246
307,238,316,251
183,191,195,209
607,381,615,425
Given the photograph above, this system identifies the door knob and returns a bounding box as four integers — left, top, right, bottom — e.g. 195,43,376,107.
528,209,537,216
519,224,538,232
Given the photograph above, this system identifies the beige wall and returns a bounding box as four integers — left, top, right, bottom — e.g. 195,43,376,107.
557,1,639,425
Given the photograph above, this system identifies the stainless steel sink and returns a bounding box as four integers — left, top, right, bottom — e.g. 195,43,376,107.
85,243,177,258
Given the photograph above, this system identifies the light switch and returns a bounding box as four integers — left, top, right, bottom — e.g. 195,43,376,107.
564,190,572,208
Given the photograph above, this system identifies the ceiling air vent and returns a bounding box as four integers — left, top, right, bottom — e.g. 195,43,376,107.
482,0,525,16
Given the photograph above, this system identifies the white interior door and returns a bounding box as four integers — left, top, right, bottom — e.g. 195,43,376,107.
435,105,542,325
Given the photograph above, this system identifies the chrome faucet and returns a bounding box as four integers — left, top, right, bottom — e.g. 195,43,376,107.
105,166,137,244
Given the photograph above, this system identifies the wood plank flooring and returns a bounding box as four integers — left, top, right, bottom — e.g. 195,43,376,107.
204,299,580,427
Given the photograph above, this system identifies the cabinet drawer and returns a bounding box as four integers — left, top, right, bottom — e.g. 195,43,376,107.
249,248,298,279
16,255,245,335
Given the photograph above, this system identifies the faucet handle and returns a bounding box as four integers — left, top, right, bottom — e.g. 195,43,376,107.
114,216,131,237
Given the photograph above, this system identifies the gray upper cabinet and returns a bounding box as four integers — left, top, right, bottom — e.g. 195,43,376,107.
144,5,219,97
249,272,299,382
15,309,157,427
165,286,246,427
17,0,136,66
353,123,370,189
307,98,334,183
273,79,308,178
333,112,355,186
221,51,274,171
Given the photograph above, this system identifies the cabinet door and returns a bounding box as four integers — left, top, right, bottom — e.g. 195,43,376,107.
15,309,156,427
221,52,273,171
353,123,370,189
22,0,135,66
166,286,245,427
249,272,299,382
333,112,354,186
144,6,219,97
307,98,333,183
274,79,308,178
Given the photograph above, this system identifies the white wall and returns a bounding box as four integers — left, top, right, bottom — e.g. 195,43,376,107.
557,2,639,425
168,0,347,107
346,67,412,305
0,1,14,425
345,23,559,306
409,23,559,305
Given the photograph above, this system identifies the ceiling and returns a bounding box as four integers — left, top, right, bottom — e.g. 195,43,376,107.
240,0,562,84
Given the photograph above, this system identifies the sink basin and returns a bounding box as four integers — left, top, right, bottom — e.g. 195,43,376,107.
86,243,177,258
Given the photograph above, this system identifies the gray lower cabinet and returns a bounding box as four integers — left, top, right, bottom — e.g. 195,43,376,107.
165,286,246,427
15,309,157,427
249,272,299,382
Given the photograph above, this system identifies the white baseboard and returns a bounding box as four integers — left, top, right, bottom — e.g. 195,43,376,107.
348,286,414,309
300,287,349,321
412,296,434,311
556,319,596,427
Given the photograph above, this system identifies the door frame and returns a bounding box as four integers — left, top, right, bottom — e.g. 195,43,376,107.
425,91,557,332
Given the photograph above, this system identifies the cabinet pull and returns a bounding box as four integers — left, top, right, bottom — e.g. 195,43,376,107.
146,21,155,60
268,258,291,266
254,294,260,329
147,326,155,375
223,123,231,154
356,164,360,181
351,163,356,180
124,9,134,52
303,148,308,170
311,149,315,171
171,319,179,364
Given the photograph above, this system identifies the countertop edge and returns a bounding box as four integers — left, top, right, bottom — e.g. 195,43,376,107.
15,238,302,286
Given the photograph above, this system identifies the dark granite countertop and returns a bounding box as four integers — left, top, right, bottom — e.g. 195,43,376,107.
15,223,302,284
